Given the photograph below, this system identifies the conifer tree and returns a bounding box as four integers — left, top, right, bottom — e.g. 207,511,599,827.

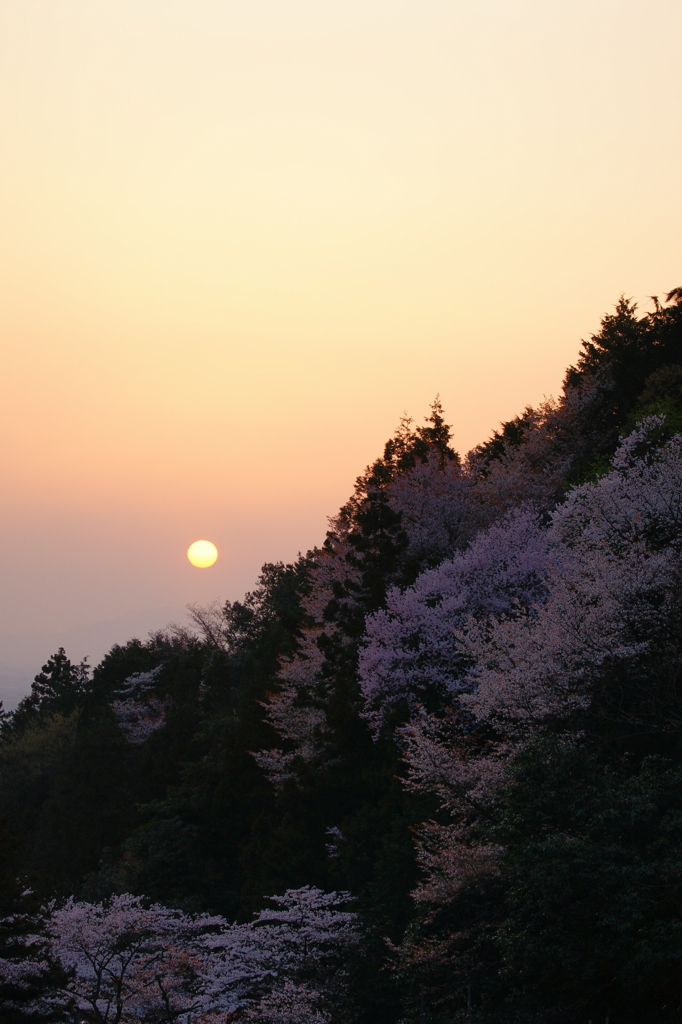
5,649,90,736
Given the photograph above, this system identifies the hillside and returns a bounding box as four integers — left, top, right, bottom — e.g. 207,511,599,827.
2,289,682,1024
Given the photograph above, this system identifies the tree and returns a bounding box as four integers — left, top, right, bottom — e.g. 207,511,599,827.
239,981,331,1023
21,888,358,1024
200,887,358,1014
461,419,682,742
359,507,553,736
5,649,90,736
109,670,169,746
390,418,682,1021
0,882,68,1023
255,402,464,783
489,743,682,1023
45,893,225,1023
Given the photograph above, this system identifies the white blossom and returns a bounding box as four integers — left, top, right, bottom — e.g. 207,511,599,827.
239,981,331,1023
36,888,357,1023
47,893,225,1022
109,668,169,745
392,424,682,909
387,451,475,565
359,507,554,734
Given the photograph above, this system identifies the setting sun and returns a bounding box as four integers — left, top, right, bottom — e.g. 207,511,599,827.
187,540,218,568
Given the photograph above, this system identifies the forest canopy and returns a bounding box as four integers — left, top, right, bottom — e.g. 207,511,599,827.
3,290,682,1023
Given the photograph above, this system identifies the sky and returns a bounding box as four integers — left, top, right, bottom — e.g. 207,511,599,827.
1,0,681,696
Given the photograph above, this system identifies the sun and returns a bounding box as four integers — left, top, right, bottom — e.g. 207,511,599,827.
187,540,218,568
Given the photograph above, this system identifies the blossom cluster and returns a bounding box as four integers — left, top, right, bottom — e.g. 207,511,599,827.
0,887,357,1023
109,668,170,745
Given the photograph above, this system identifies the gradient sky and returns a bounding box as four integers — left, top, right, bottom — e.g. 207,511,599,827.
1,1,681,667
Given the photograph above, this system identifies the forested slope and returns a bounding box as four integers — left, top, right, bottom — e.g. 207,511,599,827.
3,290,682,1023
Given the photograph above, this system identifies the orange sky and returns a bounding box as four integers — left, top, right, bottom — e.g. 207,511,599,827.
1,0,681,658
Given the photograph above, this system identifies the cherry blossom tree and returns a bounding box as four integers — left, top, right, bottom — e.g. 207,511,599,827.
390,418,682,771
46,893,225,1023
394,420,682,917
238,981,331,1023
109,669,169,746
467,367,612,521
200,887,357,1013
2,888,358,1024
386,449,475,569
359,507,554,735
461,418,682,737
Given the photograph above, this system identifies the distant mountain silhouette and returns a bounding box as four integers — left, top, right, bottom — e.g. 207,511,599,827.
0,606,188,709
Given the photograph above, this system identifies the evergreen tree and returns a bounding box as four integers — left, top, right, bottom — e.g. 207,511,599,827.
6,649,90,737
